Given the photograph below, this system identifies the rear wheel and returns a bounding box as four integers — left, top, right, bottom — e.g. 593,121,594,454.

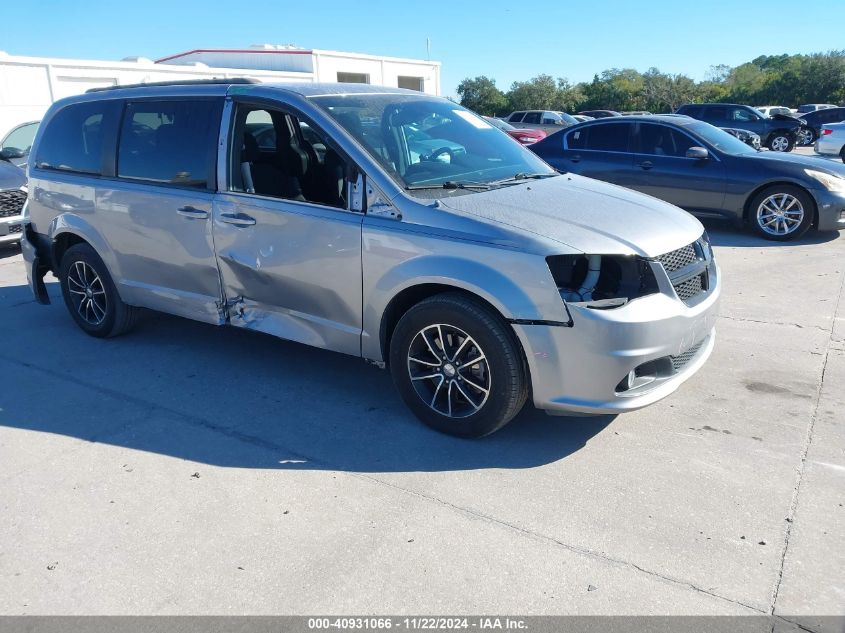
389,292,528,438
749,185,813,241
59,243,138,337
840,146,845,164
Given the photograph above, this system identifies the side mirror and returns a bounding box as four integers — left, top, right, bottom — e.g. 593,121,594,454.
686,146,709,160
0,147,25,160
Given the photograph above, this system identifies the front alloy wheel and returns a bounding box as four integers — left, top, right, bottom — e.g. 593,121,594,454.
407,324,491,418
797,128,815,146
768,134,791,152
750,186,813,241
390,292,528,438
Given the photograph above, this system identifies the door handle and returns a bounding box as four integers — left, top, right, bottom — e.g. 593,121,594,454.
219,212,256,227
638,161,653,170
570,155,581,163
177,206,209,219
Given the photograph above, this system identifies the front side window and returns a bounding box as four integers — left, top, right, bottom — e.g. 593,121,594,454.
508,112,525,123
312,94,555,194
522,112,541,124
731,108,758,122
639,124,696,157
117,100,220,188
35,100,120,175
584,123,630,152
231,105,348,209
2,122,39,153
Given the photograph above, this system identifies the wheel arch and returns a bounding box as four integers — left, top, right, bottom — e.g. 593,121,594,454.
379,283,515,365
48,213,117,271
742,181,818,225
378,282,534,407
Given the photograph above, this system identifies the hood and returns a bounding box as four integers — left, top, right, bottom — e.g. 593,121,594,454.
771,113,803,122
0,159,26,190
439,174,703,257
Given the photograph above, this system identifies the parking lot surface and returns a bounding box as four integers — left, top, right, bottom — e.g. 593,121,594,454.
0,221,843,621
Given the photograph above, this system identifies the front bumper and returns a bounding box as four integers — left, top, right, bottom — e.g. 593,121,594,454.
0,213,24,243
513,264,720,415
812,189,845,232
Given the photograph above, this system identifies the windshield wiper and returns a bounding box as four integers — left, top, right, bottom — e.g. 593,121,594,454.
405,181,492,191
490,172,558,185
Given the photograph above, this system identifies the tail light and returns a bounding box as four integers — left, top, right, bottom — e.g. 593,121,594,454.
822,128,833,136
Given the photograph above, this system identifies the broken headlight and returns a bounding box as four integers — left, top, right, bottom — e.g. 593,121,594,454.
546,254,659,309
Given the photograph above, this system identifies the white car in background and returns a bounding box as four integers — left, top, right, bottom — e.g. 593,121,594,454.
755,106,793,118
815,122,845,162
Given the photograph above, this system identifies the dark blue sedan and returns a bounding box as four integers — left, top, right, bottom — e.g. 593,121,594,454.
530,115,845,240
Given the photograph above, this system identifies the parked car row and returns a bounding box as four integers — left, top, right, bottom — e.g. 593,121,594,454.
19,80,724,438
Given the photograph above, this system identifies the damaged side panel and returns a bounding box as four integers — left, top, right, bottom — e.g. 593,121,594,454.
213,193,364,358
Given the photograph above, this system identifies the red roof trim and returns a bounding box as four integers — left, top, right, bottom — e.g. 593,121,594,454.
155,48,314,63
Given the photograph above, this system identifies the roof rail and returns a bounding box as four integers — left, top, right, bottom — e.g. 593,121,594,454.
86,77,260,93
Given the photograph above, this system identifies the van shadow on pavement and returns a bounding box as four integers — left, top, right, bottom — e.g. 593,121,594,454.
1,281,614,474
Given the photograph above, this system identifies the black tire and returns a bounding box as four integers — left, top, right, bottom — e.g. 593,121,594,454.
766,131,794,152
748,185,814,241
389,292,528,438
840,146,845,164
59,243,138,337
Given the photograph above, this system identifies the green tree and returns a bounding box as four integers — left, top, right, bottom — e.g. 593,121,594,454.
506,74,561,111
456,76,508,116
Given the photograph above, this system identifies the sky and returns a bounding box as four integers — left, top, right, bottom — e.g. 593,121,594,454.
2,0,844,98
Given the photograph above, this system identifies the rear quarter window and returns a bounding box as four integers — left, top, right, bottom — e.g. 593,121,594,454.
35,100,121,175
565,127,588,150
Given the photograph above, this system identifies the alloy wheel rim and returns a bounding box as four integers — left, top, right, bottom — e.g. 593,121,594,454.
407,323,491,419
798,129,813,146
756,193,804,236
67,261,108,325
771,136,789,151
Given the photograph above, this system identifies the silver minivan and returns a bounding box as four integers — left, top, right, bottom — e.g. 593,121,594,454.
22,80,720,437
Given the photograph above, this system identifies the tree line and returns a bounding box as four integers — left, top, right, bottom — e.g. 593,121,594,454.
456,51,845,116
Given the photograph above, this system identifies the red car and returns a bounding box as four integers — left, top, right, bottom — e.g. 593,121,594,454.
483,116,547,145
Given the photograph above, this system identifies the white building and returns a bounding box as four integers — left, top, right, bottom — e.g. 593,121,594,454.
157,44,441,95
0,45,441,137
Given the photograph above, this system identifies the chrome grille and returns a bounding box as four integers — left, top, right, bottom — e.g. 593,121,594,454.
671,336,708,372
674,274,704,302
656,243,697,274
0,189,26,218
656,237,710,306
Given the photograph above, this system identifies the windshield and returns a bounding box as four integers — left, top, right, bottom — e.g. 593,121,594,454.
556,112,579,125
485,117,515,131
311,94,555,193
686,121,758,155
